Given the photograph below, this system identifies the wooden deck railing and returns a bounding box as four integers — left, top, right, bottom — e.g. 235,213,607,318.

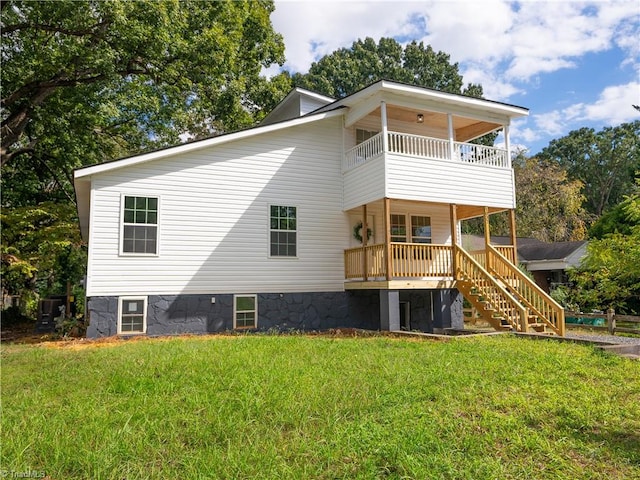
494,245,515,264
486,245,565,336
344,243,453,280
390,244,452,277
455,246,528,332
343,131,510,172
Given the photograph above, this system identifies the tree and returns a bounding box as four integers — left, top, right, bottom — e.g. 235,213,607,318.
588,185,639,239
537,121,640,217
291,37,492,145
461,153,589,241
512,155,589,242
558,179,640,314
1,202,85,316
1,0,287,191
292,37,483,99
1,0,288,315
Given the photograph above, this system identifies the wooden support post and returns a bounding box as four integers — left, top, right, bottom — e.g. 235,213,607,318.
384,197,392,280
483,206,491,270
607,308,616,335
66,281,71,318
362,204,368,281
509,209,518,264
483,206,491,247
450,204,458,279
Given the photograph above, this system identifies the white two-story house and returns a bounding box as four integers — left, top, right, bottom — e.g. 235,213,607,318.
74,80,564,338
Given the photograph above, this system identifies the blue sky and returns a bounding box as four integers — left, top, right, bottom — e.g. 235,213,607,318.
269,0,640,154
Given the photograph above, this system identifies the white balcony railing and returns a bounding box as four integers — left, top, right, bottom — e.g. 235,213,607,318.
344,131,509,171
388,131,450,160
343,132,384,170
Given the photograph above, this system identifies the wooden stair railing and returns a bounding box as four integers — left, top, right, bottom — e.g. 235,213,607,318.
454,246,530,332
485,245,565,336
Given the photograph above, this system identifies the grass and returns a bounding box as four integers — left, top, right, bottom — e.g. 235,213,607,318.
2,334,639,479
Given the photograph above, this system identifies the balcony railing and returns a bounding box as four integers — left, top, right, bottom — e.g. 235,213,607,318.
344,243,453,280
343,131,509,172
343,132,384,170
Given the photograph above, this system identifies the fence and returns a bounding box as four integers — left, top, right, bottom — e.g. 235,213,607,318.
565,309,640,335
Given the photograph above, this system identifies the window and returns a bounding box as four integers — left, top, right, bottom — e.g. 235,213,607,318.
118,297,147,334
270,205,297,257
356,129,379,145
390,214,407,242
411,216,432,243
234,295,257,329
122,196,158,254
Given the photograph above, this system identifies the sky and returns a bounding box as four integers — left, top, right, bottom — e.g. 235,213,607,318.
267,0,640,155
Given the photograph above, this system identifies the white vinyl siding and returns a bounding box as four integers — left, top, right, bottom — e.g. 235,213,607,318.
86,117,347,297
347,202,453,248
386,153,515,208
344,152,515,211
343,154,386,210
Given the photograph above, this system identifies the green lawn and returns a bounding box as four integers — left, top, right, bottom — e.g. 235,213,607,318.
2,334,639,479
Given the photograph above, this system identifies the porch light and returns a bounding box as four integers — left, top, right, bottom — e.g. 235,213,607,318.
416,113,424,123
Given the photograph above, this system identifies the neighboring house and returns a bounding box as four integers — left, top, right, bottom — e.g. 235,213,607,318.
463,234,588,293
519,240,588,293
74,80,565,338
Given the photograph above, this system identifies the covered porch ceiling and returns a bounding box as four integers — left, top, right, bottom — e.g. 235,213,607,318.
347,199,509,222
368,105,502,142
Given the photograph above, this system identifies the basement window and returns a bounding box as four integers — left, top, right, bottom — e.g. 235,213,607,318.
118,297,147,334
234,295,257,329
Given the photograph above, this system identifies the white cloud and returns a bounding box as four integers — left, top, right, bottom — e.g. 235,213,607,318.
271,1,425,73
519,81,640,148
270,0,640,153
272,0,639,98
583,82,640,124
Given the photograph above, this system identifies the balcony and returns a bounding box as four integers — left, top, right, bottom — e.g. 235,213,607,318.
342,131,514,212
343,131,509,172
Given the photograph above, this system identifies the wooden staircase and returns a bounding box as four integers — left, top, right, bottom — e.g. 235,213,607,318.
454,245,565,335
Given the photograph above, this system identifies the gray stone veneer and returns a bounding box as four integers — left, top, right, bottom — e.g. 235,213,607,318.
85,289,462,338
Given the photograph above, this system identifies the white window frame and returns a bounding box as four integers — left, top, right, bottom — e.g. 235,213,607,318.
390,213,407,243
234,294,258,329
268,205,298,258
117,296,147,335
119,194,160,256
391,213,432,244
410,215,432,244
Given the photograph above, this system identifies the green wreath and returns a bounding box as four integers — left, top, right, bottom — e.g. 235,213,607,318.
353,221,373,243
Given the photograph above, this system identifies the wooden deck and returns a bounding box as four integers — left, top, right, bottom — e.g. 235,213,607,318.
344,242,564,336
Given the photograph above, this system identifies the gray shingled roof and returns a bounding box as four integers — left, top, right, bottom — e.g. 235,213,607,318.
518,240,587,261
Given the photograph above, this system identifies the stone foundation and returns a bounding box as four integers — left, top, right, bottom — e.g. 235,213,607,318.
86,289,462,338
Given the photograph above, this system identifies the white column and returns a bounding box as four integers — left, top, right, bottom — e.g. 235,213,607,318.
447,113,455,160
381,100,389,152
504,123,511,168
